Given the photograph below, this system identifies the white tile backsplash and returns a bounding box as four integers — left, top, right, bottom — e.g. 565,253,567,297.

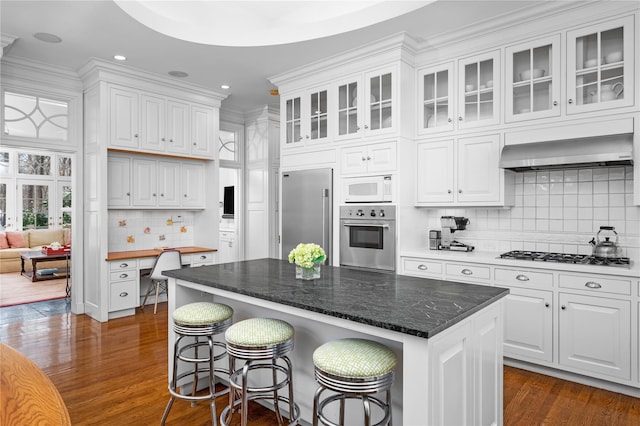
417,166,640,259
108,210,195,252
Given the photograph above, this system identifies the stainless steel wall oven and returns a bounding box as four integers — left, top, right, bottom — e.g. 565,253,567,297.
339,205,396,272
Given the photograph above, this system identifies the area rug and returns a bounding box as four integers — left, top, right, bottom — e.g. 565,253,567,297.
0,272,68,307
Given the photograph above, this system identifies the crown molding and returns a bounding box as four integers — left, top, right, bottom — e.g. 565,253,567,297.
78,58,229,106
1,56,83,93
1,33,18,57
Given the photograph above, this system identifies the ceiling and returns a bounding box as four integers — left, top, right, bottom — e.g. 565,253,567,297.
1,0,547,114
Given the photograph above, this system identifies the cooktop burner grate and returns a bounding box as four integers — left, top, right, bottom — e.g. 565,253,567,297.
498,250,631,267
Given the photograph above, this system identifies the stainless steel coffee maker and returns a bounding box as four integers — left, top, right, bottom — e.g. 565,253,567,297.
439,216,474,251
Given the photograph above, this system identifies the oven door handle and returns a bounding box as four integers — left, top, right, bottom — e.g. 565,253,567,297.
342,222,390,229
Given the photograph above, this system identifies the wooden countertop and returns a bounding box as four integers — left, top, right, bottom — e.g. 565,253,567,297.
1,343,71,425
106,246,217,261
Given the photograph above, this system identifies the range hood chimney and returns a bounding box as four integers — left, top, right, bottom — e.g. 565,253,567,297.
500,134,634,171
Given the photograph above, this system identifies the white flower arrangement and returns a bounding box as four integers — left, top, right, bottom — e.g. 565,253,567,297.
288,243,326,269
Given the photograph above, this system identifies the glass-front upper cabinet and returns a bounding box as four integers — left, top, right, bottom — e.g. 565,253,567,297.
566,15,634,114
307,88,328,142
506,35,561,122
335,77,361,141
418,62,454,134
283,95,302,145
457,50,500,129
365,67,396,137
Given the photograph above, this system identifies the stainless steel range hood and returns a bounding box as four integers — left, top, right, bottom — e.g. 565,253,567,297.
500,134,634,171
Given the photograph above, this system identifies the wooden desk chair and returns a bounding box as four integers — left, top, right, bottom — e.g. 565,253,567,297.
141,249,182,314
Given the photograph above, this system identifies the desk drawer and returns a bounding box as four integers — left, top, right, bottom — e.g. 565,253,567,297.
110,270,137,282
109,281,137,311
191,252,214,266
559,274,631,296
495,268,553,289
109,259,137,271
445,263,490,281
402,258,443,277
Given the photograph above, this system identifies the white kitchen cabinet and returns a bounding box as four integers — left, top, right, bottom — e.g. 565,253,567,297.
417,62,455,135
401,257,443,278
558,292,631,381
335,75,362,141
340,141,396,175
281,84,330,146
107,155,132,207
218,230,238,264
457,50,500,129
190,104,215,158
157,161,181,207
444,261,491,285
166,99,190,155
108,259,139,314
108,153,204,209
139,93,165,152
364,66,397,138
108,84,215,159
189,251,215,267
416,134,512,206
503,287,553,363
132,158,158,207
566,15,635,114
505,35,561,122
180,161,205,208
109,86,139,149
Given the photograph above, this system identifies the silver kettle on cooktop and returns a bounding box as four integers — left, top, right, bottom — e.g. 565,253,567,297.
589,226,622,258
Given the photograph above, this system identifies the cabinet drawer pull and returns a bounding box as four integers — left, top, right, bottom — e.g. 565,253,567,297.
417,264,428,271
200,255,206,260
585,281,602,289
516,274,530,282
120,273,129,279
461,268,472,275
119,292,128,298
119,263,129,268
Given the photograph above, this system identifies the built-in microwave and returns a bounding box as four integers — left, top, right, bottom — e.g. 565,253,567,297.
343,175,393,203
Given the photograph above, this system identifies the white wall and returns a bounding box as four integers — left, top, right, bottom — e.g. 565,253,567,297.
407,165,640,260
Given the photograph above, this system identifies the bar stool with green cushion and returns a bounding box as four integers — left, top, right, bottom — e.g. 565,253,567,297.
220,317,301,426
161,302,234,426
312,338,397,426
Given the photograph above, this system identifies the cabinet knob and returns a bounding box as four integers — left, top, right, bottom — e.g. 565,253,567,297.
553,101,558,106
561,305,566,310
366,156,371,161
306,135,310,139
362,157,367,161
193,142,197,146
447,189,452,194
585,281,602,289
364,124,369,129
184,194,188,197
545,303,550,308
356,126,360,131
126,192,130,196
458,116,463,121
160,193,164,197
461,268,472,275
568,99,573,104
152,193,156,197
458,189,462,193
447,118,452,123
161,137,165,141
134,134,138,138
170,139,174,142
119,292,128,298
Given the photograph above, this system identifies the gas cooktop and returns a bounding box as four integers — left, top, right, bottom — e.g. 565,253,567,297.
498,250,631,268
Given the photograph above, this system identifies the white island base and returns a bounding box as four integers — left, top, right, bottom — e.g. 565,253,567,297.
169,278,504,426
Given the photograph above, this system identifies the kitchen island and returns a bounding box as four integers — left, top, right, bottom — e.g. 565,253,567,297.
165,258,508,425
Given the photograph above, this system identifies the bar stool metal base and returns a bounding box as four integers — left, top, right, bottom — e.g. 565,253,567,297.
161,316,232,426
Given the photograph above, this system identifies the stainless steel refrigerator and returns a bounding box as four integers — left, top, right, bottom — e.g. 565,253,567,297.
281,168,333,265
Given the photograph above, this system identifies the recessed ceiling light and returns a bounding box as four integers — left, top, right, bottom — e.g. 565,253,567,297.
221,85,230,90
33,32,62,43
114,55,127,61
168,70,189,78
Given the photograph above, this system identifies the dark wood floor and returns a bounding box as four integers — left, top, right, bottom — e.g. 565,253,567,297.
1,301,639,425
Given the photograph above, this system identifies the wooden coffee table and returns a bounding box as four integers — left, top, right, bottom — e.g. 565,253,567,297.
20,251,71,283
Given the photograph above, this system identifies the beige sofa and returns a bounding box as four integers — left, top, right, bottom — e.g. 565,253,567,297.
0,229,71,274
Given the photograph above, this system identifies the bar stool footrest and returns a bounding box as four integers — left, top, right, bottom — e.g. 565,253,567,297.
317,393,390,426
220,395,300,426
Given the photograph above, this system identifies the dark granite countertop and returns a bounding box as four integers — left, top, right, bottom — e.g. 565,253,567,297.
164,258,509,339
